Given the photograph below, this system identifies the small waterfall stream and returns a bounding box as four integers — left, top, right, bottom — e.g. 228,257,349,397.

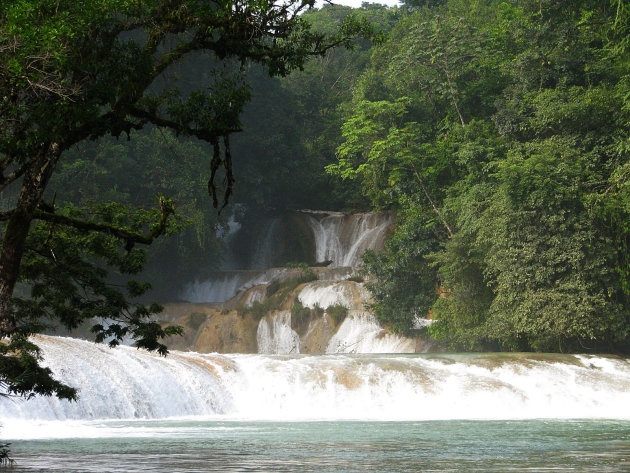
256,312,300,354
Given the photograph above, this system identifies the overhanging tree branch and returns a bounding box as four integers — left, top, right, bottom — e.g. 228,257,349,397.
0,198,175,248
0,162,28,192
38,202,173,250
127,106,241,140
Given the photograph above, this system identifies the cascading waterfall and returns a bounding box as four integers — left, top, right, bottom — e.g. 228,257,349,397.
256,312,300,354
326,312,417,354
180,211,391,304
298,280,366,310
179,268,296,303
0,336,228,422
305,211,392,267
179,271,268,303
4,335,630,433
295,280,416,354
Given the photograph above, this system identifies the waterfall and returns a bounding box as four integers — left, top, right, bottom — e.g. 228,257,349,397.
180,268,297,303
3,336,630,427
298,280,366,310
249,217,281,270
326,312,416,354
256,312,300,354
181,211,391,304
179,271,268,303
0,336,228,421
297,281,415,354
239,285,267,308
305,211,392,267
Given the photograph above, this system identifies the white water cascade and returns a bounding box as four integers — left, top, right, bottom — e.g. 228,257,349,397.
326,312,417,354
298,280,365,310
0,336,228,422
179,211,392,304
3,335,630,434
256,312,300,354
180,271,268,303
180,268,298,304
305,211,392,267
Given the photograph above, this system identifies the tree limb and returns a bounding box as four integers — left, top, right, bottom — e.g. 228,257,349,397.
0,162,28,192
127,106,241,141
5,198,177,249
409,162,454,238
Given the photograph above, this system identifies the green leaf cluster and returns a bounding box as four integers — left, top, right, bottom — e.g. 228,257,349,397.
329,0,630,352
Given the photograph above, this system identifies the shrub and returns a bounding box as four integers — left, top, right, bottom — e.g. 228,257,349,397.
0,443,13,466
291,300,312,327
188,312,206,330
266,279,283,297
235,304,248,318
347,275,364,283
327,304,348,325
250,301,268,320
312,303,324,317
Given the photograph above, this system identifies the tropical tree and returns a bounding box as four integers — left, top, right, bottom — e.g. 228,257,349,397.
330,0,630,351
0,0,373,399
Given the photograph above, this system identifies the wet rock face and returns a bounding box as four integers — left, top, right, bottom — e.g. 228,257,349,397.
194,312,258,354
162,278,425,355
300,315,336,354
162,210,432,355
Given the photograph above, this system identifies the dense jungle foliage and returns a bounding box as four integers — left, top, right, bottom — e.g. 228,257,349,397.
2,0,628,370
326,0,630,352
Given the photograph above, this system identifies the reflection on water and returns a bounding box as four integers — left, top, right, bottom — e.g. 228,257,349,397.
8,420,630,472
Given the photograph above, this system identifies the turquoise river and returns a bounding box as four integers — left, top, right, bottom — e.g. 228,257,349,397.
2,336,630,472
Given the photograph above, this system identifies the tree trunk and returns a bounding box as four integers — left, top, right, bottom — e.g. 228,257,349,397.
0,144,59,336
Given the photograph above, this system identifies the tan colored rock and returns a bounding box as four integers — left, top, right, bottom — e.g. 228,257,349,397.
193,311,258,353
300,315,336,354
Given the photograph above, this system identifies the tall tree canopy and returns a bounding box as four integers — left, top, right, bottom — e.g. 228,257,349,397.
328,0,630,352
0,0,374,399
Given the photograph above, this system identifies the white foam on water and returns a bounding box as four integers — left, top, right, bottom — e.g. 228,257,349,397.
0,336,229,422
3,335,630,439
298,281,368,310
298,282,352,310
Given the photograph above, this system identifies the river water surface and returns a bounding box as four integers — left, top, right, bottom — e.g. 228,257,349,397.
3,336,630,471
7,419,630,472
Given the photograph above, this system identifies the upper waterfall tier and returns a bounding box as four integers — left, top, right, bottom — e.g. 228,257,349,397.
225,210,392,271
179,210,392,304
3,336,630,426
304,211,392,267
